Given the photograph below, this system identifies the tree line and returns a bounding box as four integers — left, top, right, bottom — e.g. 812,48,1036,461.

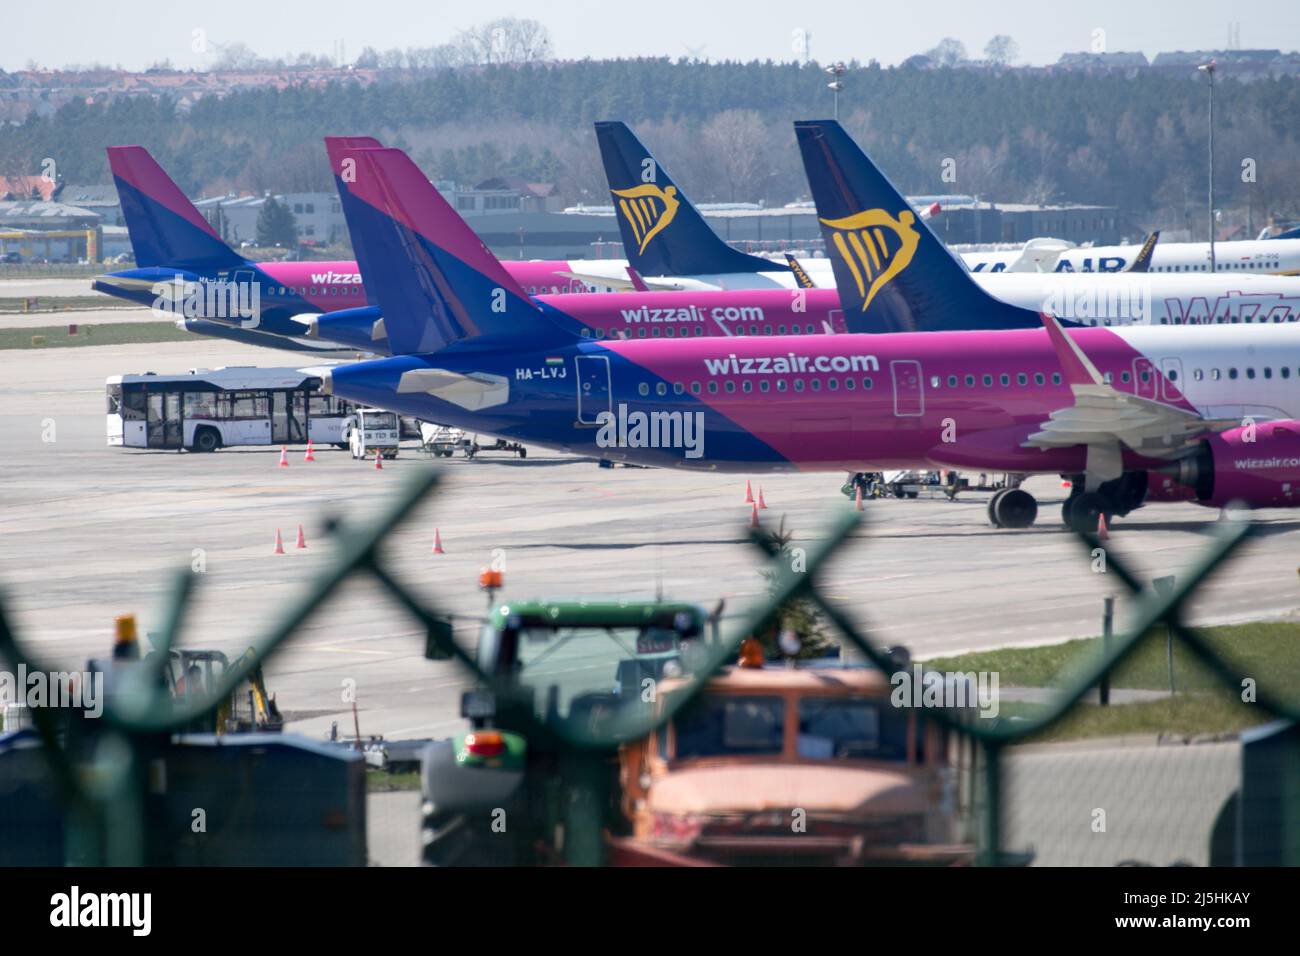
3,57,1299,229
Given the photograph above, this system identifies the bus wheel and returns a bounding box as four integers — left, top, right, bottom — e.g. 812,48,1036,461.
192,428,220,453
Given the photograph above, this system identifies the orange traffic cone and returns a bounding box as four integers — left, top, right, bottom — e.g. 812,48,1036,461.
745,480,754,504
749,501,760,529
854,484,864,512
757,486,768,509
304,440,316,462
374,449,383,470
295,524,307,549
432,528,445,554
273,528,285,554
278,445,289,468
1097,513,1109,540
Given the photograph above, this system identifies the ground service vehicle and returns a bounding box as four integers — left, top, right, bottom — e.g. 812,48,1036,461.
342,407,400,459
419,600,716,866
106,367,353,452
609,652,979,866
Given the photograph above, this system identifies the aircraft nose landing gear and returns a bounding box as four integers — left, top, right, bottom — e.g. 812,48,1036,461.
987,487,1038,529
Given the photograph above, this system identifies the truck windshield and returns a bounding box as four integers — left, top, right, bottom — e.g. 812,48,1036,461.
673,695,785,758
364,412,397,429
796,697,909,761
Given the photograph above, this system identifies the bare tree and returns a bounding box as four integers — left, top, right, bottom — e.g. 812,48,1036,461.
701,110,771,202
984,35,1018,66
454,18,553,65
926,38,967,68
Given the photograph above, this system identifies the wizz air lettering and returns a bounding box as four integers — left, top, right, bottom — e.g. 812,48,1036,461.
703,353,881,376
1164,291,1300,325
309,271,363,284
618,305,766,326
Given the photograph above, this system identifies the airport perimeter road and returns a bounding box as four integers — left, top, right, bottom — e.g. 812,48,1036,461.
0,276,100,298
2,339,1298,739
0,305,156,329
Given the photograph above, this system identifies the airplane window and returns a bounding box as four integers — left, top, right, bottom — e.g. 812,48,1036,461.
657,383,668,395
1052,373,1062,385
760,380,771,392
790,326,801,335
1140,370,1150,382
1264,368,1272,379
1193,369,1203,381
638,329,647,338
806,325,815,334
777,380,788,392
845,378,856,391
750,326,760,336
827,378,838,391
793,380,805,392
708,382,719,394
651,328,661,338
725,381,736,393
690,382,701,394
1103,372,1113,384
1034,373,1045,385
982,375,993,386
596,329,606,339
764,326,774,335
999,374,1010,386
778,325,787,334
1017,373,1028,386
694,326,705,336
1211,369,1221,380
663,327,674,338
743,381,753,393
1168,369,1178,381
1229,368,1238,380
862,378,873,389
581,329,591,338
930,376,941,388
1120,372,1130,383
965,375,975,387
674,383,684,395
1282,368,1292,379
948,375,958,387
638,383,649,396
1246,368,1255,379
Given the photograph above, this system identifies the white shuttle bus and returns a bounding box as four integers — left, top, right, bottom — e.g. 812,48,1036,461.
106,366,355,452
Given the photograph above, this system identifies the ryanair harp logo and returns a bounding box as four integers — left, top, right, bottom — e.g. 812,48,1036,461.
819,208,920,311
612,183,680,254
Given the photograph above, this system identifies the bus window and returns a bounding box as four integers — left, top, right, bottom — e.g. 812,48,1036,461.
107,384,123,416
123,390,146,421
183,391,220,419
309,395,339,415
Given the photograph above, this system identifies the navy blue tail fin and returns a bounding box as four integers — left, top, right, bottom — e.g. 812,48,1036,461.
794,120,1044,333
594,120,789,279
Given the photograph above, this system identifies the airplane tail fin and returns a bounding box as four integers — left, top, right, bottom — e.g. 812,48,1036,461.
1126,230,1160,272
106,146,246,269
793,120,1045,333
328,143,575,356
594,120,788,278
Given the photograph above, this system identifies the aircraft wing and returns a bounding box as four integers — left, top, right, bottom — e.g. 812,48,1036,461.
396,368,511,411
1023,314,1236,471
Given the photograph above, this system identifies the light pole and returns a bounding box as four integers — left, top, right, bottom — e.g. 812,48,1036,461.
1198,60,1216,272
825,62,846,119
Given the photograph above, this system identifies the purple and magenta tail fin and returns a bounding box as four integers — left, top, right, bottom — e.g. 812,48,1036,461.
329,144,574,355
106,146,245,269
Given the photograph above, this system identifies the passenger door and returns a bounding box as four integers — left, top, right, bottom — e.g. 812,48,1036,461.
576,355,612,425
890,360,924,417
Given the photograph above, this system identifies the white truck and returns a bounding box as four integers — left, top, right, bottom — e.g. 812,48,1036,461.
342,407,401,460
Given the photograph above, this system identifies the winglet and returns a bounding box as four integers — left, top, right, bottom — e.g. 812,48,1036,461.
625,265,650,292
1040,312,1105,387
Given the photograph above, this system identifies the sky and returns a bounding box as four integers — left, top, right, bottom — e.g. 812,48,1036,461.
4,0,1298,72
